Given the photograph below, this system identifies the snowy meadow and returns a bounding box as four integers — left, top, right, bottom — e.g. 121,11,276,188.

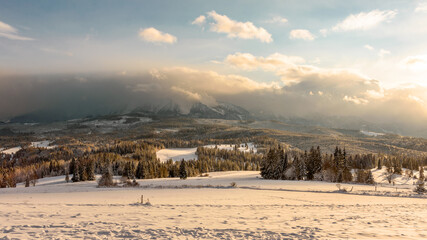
1,171,426,239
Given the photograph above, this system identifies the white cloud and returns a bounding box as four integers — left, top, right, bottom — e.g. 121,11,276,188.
224,52,373,88
408,94,425,104
202,11,272,43
289,29,315,41
138,27,177,44
366,89,384,99
192,15,206,26
364,44,374,51
0,20,33,41
343,95,369,105
225,52,305,71
148,67,271,96
401,55,427,71
415,2,427,12
265,16,288,24
171,86,203,102
378,49,391,58
332,10,397,31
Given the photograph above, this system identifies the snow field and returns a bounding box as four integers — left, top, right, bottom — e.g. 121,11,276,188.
0,171,426,239
156,143,258,162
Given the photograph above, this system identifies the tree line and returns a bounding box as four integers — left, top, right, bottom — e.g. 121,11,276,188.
261,145,426,185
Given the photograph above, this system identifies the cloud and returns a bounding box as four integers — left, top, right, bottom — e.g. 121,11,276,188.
192,15,206,26
415,2,427,12
265,16,288,24
221,52,427,134
196,11,272,43
0,20,33,41
364,45,391,58
225,52,375,88
225,52,305,71
401,55,427,71
332,10,397,31
138,27,177,44
147,67,271,95
343,95,369,105
1,67,426,137
364,44,374,51
378,49,391,58
289,29,315,41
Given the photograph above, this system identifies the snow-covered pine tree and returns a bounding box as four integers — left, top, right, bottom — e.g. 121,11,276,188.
280,151,288,180
98,163,114,187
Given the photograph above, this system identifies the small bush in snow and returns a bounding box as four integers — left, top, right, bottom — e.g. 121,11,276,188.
230,182,237,188
336,184,353,193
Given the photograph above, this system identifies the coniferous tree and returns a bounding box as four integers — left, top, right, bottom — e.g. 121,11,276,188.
279,152,288,180
293,155,306,180
393,158,402,175
25,176,30,187
69,158,76,175
65,171,70,183
179,160,188,179
261,149,274,179
415,166,426,194
135,161,146,179
306,146,322,180
342,148,352,182
79,160,88,181
30,170,38,187
72,161,80,182
366,170,375,184
98,163,114,187
377,158,382,170
86,160,95,181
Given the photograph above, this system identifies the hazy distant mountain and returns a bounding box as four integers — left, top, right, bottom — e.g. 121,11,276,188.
7,101,427,138
131,101,252,120
189,102,251,120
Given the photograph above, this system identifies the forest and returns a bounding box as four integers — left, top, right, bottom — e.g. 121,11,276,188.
0,136,426,188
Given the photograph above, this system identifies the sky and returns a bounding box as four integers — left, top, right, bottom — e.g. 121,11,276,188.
1,0,427,136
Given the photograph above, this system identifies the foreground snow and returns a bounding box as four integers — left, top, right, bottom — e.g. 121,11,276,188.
0,171,426,239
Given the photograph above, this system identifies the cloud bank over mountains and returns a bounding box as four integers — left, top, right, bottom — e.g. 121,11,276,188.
1,65,426,137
